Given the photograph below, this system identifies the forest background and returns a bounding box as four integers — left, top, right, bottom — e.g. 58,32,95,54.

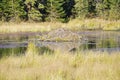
0,0,120,23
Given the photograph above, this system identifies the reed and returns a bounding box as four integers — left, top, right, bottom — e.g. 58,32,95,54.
0,50,120,80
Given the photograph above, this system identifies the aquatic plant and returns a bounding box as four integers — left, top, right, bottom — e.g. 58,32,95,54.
26,42,38,57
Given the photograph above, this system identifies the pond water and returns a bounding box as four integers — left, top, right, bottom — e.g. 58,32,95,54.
0,31,120,57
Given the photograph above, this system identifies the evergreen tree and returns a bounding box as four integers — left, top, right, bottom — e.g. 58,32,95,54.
10,0,26,21
87,0,97,17
74,0,88,19
25,0,43,21
46,0,66,22
109,0,120,20
0,0,26,22
0,0,120,22
0,0,5,21
96,0,111,19
0,0,13,21
63,0,75,21
37,0,47,22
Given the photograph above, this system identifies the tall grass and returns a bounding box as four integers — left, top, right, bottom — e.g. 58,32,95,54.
67,19,120,31
0,19,120,33
0,22,64,33
0,49,120,80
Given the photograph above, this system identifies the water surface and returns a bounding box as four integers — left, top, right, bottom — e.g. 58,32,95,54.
0,31,120,57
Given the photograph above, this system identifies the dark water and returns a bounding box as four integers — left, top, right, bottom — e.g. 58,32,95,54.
0,31,120,57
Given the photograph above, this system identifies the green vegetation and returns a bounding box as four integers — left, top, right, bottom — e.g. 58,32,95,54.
0,48,120,80
0,0,120,31
0,0,120,22
0,0,25,22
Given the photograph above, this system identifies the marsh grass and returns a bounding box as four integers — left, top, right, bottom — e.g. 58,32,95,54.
0,19,120,33
0,22,64,33
67,19,120,31
0,49,120,80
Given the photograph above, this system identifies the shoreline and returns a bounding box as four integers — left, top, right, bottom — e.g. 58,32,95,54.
0,19,120,33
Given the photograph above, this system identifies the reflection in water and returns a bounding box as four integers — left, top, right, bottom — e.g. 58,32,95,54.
0,47,26,58
0,31,120,57
38,42,81,52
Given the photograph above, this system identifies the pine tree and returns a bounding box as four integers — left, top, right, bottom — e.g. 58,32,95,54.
46,0,66,22
0,0,26,22
74,0,88,19
10,0,26,21
109,0,120,20
0,0,120,22
35,0,47,22
96,0,111,19
0,0,13,21
25,0,43,21
0,0,5,21
87,0,97,17
63,0,75,21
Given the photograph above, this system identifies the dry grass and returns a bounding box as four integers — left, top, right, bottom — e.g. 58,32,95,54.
0,22,65,33
67,19,120,31
0,19,120,33
0,50,120,80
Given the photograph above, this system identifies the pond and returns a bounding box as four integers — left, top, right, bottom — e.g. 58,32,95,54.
0,31,120,57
